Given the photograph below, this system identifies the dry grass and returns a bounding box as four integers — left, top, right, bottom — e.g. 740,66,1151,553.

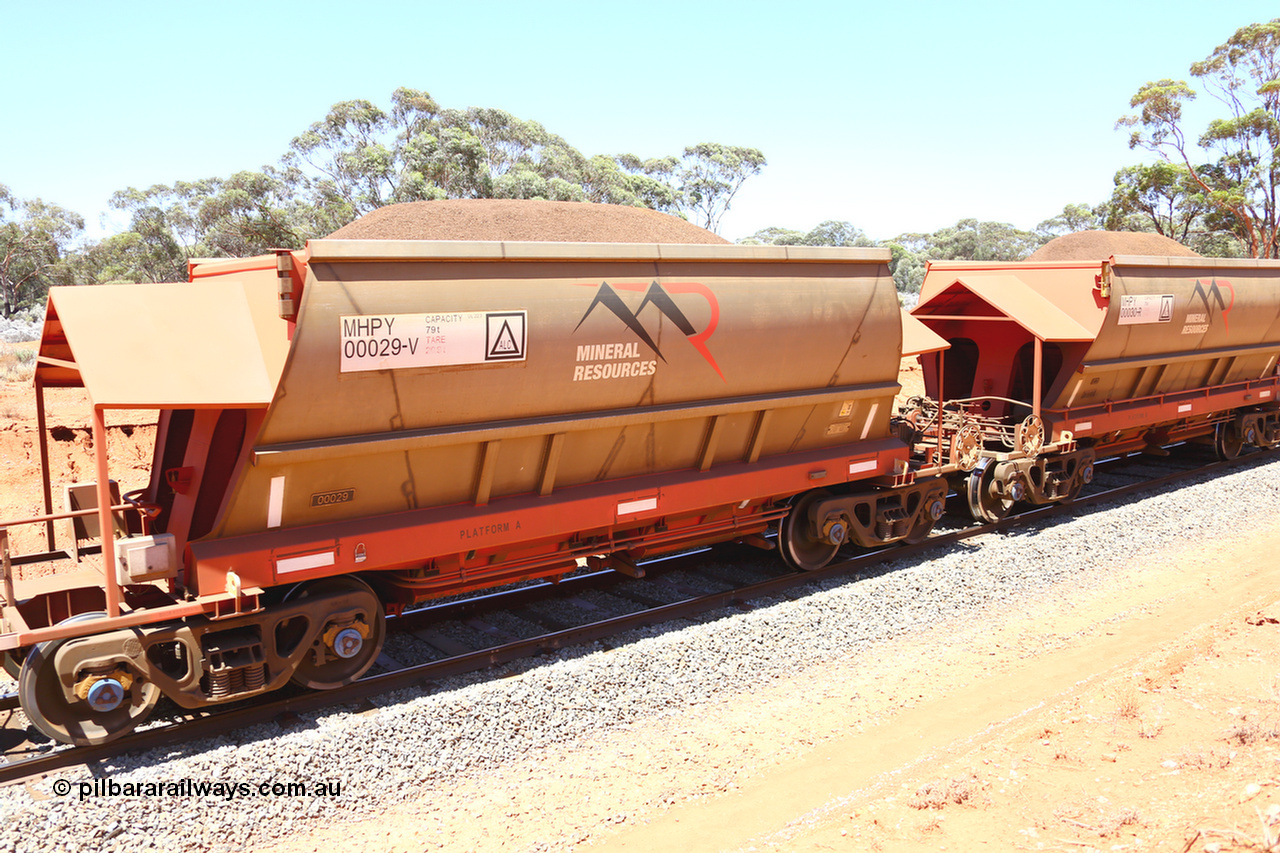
914,816,942,837
1196,804,1280,852
1174,747,1233,770
1226,719,1280,746
1057,806,1145,838
908,775,981,810
1052,748,1084,764
0,346,35,383
1110,684,1142,720
1097,807,1144,836
1139,719,1166,739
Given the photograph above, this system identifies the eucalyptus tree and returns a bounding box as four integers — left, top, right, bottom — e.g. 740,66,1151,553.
1102,162,1207,240
1117,19,1280,257
104,170,307,281
677,143,766,232
90,88,771,280
0,184,84,317
887,219,1040,293
1035,203,1104,238
742,220,873,247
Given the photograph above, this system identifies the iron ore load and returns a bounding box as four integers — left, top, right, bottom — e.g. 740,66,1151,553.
1,204,1277,747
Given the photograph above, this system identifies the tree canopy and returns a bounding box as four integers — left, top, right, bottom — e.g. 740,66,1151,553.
677,144,767,232
748,216,1050,295
52,88,768,298
0,184,83,318
1117,19,1280,257
742,220,874,248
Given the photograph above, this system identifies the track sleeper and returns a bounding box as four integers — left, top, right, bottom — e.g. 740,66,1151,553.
375,651,406,671
464,617,521,644
509,607,577,633
411,629,475,658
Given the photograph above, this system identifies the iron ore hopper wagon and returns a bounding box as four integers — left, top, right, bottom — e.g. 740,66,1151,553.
1,239,945,745
905,255,1280,522
3,228,1277,748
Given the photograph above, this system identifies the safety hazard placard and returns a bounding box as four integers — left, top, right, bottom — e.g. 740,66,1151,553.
340,311,526,373
1116,294,1174,326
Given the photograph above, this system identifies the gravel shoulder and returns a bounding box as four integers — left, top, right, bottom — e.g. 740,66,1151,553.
596,517,1280,852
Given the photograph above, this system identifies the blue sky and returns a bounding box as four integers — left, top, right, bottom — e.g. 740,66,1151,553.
2,1,1275,243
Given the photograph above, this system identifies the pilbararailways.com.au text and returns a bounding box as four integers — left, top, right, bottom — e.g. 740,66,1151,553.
52,777,342,801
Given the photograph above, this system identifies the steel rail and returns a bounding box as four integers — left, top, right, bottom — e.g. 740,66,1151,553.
0,448,1262,787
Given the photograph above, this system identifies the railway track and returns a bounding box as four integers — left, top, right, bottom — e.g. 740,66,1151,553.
0,443,1261,787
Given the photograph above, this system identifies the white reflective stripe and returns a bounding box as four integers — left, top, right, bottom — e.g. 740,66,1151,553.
1262,390,1273,399
848,458,878,475
859,402,880,440
267,476,285,528
1177,403,1193,413
617,497,658,515
1075,421,1093,432
1066,379,1082,408
276,550,336,574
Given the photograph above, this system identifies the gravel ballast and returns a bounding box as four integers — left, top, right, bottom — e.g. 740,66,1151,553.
4,453,1279,852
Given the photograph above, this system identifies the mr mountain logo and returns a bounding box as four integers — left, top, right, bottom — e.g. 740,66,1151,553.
1184,278,1235,335
572,281,725,382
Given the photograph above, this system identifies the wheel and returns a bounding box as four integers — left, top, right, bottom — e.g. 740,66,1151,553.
902,494,946,544
18,613,160,746
966,458,1015,523
1214,420,1243,460
1061,473,1083,503
779,491,840,572
1242,418,1277,450
1060,456,1094,503
284,576,386,690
